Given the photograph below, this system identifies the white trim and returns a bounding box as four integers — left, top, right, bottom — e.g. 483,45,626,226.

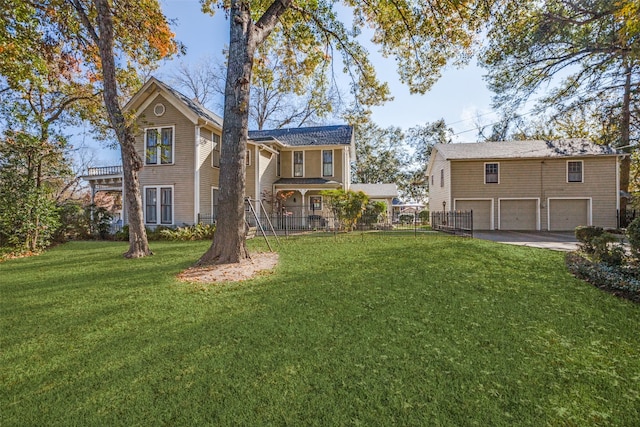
153,102,165,116
194,126,201,224
136,88,200,125
322,149,334,177
454,198,494,230
144,125,175,165
254,145,259,208
143,185,175,226
497,198,540,230
293,150,304,177
566,160,584,183
246,149,251,166
484,161,500,184
547,197,592,231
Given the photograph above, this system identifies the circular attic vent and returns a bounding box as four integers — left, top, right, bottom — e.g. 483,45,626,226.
153,103,166,116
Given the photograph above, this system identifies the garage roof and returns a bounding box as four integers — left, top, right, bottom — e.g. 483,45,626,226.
434,139,620,160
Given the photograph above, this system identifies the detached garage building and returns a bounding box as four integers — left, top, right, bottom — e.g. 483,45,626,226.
427,139,623,231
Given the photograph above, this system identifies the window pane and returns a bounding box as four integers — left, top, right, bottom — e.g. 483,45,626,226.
276,152,281,176
294,151,303,177
323,150,333,176
146,129,158,164
161,188,172,224
160,128,172,164
485,163,498,183
568,162,582,182
145,188,157,223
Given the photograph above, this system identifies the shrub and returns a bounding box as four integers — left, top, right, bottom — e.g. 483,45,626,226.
566,252,640,302
591,232,626,266
418,210,430,223
628,217,640,260
575,225,604,254
398,214,414,224
159,224,216,241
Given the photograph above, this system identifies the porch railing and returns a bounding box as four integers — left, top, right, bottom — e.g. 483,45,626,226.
431,210,473,237
86,165,123,176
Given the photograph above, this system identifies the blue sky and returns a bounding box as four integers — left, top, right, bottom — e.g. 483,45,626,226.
87,0,498,165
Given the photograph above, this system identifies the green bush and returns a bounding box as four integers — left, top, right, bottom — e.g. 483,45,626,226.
575,225,604,254
592,233,625,266
628,217,640,260
159,224,216,241
418,210,430,223
398,214,414,224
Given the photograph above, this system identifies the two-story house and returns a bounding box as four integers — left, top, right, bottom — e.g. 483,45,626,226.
427,140,623,231
102,77,385,229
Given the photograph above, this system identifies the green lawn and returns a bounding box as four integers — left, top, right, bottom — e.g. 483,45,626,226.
2,234,640,426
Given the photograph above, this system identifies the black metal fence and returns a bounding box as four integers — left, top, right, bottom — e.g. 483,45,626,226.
198,211,432,234
619,209,637,228
430,210,473,237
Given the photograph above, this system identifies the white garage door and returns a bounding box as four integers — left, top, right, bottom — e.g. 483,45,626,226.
455,200,492,230
549,199,589,231
500,199,538,230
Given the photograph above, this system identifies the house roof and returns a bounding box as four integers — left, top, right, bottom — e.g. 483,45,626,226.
124,77,223,128
434,139,620,161
152,78,223,126
350,183,398,198
248,125,353,147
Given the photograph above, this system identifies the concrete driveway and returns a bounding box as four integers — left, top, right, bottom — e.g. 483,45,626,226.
473,230,579,251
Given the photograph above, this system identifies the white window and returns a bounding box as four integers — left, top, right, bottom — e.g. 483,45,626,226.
211,133,221,168
567,161,583,183
322,150,333,177
144,186,173,225
246,150,251,166
145,126,174,165
485,163,499,184
294,151,303,177
276,151,281,177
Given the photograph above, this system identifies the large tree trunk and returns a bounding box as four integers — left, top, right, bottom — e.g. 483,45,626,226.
94,0,150,258
619,60,632,225
199,2,255,265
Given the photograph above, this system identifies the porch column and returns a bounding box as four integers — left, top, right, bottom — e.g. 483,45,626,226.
300,189,308,227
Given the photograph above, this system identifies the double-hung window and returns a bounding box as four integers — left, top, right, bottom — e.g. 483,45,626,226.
294,151,303,177
145,186,173,225
146,127,173,165
567,161,583,182
485,163,499,184
322,150,333,177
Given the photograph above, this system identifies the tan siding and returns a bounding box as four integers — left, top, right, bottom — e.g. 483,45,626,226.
281,150,292,178
427,151,450,215
305,150,321,177
450,157,618,230
246,147,257,199
136,94,196,225
334,148,345,184
259,150,277,201
198,128,218,216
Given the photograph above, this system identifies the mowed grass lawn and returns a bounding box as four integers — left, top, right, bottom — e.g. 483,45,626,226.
2,234,640,426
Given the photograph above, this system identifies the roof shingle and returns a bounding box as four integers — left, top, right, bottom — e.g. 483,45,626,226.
435,139,619,160
249,125,353,147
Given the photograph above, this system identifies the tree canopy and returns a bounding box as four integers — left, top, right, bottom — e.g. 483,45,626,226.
198,0,498,265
